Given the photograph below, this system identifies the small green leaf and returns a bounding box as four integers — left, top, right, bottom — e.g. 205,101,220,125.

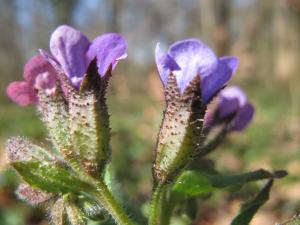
6,137,92,195
12,161,91,194
230,179,273,225
172,171,213,197
208,169,273,188
6,137,54,163
171,169,282,199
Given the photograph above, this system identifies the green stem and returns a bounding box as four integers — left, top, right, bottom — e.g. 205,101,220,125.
160,207,172,225
60,151,133,225
160,191,171,225
148,183,164,225
160,191,177,225
88,179,134,225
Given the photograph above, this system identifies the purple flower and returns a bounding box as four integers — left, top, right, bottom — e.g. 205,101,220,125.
42,25,127,87
214,86,254,131
155,39,238,102
6,55,57,106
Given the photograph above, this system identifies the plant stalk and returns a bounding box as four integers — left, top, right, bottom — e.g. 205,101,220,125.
160,190,175,225
148,183,164,225
88,178,134,225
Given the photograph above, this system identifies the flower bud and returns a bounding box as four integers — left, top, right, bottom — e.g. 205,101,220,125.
16,183,53,205
205,86,254,132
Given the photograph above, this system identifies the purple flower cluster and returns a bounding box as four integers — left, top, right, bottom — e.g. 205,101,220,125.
7,25,127,106
7,25,253,131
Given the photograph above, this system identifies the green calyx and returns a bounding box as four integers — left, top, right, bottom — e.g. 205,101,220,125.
153,74,206,184
38,64,111,178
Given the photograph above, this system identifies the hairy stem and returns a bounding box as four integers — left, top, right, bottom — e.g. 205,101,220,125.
87,179,134,225
160,189,175,225
148,183,164,225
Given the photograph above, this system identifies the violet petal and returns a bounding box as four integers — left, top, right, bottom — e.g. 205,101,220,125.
155,43,181,87
87,33,127,76
201,56,238,102
6,81,37,106
218,98,240,119
23,54,57,85
23,54,57,95
168,39,218,94
231,103,254,131
34,73,56,95
218,86,247,118
39,49,63,73
220,86,247,106
50,25,90,86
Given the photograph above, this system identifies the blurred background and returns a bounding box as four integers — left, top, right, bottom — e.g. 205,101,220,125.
0,0,300,224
